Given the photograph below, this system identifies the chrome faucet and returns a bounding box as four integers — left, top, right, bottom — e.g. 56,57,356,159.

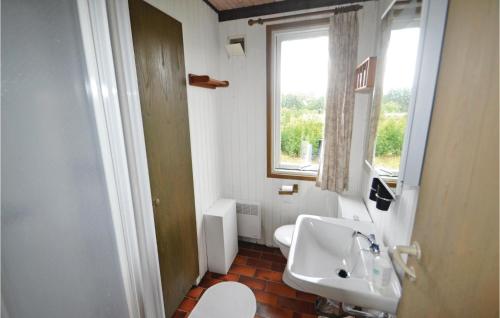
352,231,380,255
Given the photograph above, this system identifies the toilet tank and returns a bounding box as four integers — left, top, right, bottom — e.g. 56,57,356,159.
337,195,372,223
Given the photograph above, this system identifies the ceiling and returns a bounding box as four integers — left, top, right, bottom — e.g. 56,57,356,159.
206,0,283,11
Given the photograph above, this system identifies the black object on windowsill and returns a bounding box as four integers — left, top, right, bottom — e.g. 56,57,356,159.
369,178,380,201
375,183,393,211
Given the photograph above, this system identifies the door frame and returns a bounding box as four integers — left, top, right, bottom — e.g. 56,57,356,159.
77,1,165,318
104,1,167,318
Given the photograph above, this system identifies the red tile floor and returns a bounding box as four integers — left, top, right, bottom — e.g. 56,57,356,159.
173,241,319,318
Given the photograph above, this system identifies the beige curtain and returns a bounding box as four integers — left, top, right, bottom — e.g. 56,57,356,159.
366,17,392,163
317,11,359,192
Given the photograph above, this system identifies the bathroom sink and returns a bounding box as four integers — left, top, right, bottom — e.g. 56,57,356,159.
283,215,401,314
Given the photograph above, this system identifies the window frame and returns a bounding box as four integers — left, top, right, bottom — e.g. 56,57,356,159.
266,19,330,181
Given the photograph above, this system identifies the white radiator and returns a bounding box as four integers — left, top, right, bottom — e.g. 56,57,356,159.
236,201,261,239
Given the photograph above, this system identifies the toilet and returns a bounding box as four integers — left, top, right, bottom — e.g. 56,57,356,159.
273,195,372,258
190,281,256,318
274,224,295,258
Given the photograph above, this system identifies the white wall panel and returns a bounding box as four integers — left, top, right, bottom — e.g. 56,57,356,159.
217,2,379,245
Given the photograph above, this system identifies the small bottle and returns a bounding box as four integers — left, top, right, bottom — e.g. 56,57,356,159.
372,255,392,294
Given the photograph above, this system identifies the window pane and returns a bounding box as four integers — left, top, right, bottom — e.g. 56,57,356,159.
373,27,420,177
279,35,328,172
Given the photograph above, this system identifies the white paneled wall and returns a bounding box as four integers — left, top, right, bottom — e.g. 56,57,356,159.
217,2,379,246
138,0,414,276
143,0,222,279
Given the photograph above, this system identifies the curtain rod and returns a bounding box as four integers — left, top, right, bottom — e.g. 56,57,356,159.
248,4,363,26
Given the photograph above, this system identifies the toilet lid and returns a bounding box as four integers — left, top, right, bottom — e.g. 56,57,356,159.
274,224,295,247
189,282,256,318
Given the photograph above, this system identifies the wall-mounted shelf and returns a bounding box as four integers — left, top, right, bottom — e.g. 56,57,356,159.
355,57,377,93
188,74,229,89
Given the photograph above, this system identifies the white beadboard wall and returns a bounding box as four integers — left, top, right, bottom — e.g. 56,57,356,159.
217,1,379,246
143,0,222,279
137,0,414,277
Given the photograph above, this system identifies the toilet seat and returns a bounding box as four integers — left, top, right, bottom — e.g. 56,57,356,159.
189,282,256,318
274,224,295,247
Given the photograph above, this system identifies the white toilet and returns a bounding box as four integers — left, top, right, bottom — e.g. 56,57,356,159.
273,195,372,259
274,224,295,258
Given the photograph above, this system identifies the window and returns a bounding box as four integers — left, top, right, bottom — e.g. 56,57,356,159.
267,20,329,180
372,27,420,182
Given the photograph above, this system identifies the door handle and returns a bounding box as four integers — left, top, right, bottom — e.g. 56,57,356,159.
153,198,160,207
393,242,421,282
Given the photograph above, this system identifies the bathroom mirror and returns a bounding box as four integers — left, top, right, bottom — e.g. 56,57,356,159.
365,0,422,193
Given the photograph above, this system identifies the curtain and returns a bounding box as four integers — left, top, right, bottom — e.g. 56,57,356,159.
317,11,359,192
365,17,392,163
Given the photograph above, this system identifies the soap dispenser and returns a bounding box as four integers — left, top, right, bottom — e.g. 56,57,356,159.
372,253,392,294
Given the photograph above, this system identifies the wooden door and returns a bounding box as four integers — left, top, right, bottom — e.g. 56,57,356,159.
397,0,498,317
128,1,199,316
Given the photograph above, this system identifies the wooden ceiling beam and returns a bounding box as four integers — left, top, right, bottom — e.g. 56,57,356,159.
214,0,370,22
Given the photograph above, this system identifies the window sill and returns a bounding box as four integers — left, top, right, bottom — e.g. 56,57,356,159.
267,170,317,181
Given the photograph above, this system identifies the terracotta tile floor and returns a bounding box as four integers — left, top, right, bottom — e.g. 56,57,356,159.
173,241,319,318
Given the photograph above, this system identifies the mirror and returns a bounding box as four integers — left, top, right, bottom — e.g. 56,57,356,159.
365,0,422,191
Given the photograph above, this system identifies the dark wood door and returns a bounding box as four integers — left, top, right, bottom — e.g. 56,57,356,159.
128,1,199,316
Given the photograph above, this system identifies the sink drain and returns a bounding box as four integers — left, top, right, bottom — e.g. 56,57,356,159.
336,268,350,278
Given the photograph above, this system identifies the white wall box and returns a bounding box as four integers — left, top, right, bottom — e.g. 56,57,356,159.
204,199,239,274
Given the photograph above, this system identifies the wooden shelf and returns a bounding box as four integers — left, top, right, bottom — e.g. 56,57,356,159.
188,74,229,89
355,57,377,93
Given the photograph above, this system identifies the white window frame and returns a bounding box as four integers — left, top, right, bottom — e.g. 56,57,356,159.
267,21,329,180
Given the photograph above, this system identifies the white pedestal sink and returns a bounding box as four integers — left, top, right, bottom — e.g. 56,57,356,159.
283,215,401,315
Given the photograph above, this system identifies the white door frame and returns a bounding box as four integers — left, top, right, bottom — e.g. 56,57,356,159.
104,1,167,318
77,1,165,318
